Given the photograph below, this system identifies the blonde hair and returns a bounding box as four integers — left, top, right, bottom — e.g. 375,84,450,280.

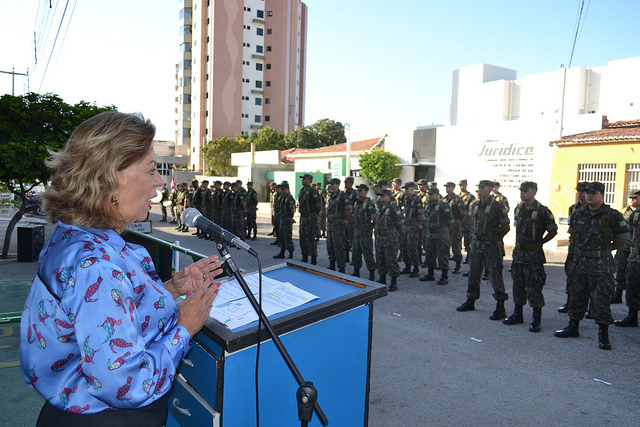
43,111,155,230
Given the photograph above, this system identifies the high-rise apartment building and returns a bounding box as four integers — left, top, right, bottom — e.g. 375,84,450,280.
176,0,308,171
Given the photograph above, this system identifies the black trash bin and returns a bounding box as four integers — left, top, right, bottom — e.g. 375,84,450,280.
17,225,45,262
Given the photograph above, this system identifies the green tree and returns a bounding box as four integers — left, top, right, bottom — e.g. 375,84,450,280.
245,126,286,151
0,92,115,258
284,126,318,149
202,136,250,176
358,148,402,186
309,118,346,147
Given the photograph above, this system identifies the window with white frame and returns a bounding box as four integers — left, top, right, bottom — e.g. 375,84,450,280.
578,163,616,205
625,163,640,201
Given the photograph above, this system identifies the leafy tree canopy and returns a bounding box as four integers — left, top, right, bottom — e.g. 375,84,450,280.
202,136,250,176
358,148,402,186
245,126,286,151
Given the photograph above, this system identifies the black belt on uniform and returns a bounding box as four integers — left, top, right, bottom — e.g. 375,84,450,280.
574,248,609,258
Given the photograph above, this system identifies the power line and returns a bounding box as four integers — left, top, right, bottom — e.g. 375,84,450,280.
38,0,71,92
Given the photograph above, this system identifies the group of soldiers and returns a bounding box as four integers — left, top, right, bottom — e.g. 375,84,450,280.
160,179,258,242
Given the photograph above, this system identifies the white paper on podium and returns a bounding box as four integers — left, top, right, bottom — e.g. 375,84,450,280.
210,272,318,330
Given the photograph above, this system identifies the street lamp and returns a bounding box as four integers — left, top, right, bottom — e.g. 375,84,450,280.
344,123,351,177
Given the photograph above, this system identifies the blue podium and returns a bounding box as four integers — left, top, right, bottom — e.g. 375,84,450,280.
167,260,387,426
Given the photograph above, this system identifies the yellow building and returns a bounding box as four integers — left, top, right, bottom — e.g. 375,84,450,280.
549,117,640,225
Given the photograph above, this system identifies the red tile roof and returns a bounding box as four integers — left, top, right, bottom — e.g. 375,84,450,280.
552,117,640,146
281,137,384,162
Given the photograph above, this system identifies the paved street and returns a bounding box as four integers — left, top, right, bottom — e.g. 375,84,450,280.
1,203,640,425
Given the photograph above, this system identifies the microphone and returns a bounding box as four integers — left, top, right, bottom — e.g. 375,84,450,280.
182,208,257,256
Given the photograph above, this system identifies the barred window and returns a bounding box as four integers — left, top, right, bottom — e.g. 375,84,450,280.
578,163,616,205
625,163,640,200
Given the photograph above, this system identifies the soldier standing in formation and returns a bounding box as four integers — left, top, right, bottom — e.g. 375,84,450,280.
317,182,328,238
159,183,169,222
421,187,454,284
298,174,322,265
417,179,430,267
458,179,476,263
221,181,233,232
326,178,353,273
230,181,246,241
351,184,377,281
392,178,406,262
245,182,259,241
274,182,295,259
169,183,178,224
271,183,283,246
443,182,466,274
491,181,510,213
344,177,358,263
457,180,510,319
611,190,640,304
175,182,189,232
375,189,404,291
555,181,630,350
212,181,223,226
199,180,212,240
268,182,277,236
502,182,557,332
190,180,204,237
400,182,424,278
559,181,588,312
615,191,640,328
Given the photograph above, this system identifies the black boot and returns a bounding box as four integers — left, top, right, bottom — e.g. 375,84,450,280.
388,276,398,292
529,308,542,332
410,265,420,278
369,269,376,281
585,300,594,319
456,299,475,312
329,261,335,271
614,308,638,327
400,264,412,274
273,249,285,259
437,270,448,285
270,240,279,245
489,300,506,320
287,250,294,259
598,324,611,350
554,319,580,338
310,257,317,266
301,255,308,263
377,274,386,285
463,255,469,264
503,304,524,325
610,287,623,304
420,267,435,282
352,268,360,278
338,267,346,273
345,252,350,263
558,294,570,313
452,261,462,274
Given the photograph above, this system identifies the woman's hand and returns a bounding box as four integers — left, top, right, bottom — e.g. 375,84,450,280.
165,255,224,299
178,277,221,337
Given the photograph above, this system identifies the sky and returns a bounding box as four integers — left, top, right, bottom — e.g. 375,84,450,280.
1,0,639,145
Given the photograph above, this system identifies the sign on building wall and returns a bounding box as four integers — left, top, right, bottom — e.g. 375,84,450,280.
477,140,536,188
331,158,345,177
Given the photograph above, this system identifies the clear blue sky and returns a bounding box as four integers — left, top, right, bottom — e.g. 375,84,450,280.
1,0,639,143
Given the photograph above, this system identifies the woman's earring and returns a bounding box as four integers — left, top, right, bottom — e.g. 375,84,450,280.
112,193,120,206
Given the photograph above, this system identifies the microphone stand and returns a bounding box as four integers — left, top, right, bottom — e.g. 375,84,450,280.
214,242,328,426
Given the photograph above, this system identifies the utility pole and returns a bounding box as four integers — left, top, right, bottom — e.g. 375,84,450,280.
0,68,29,95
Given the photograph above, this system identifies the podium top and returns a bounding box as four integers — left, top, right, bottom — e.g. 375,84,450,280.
200,260,387,353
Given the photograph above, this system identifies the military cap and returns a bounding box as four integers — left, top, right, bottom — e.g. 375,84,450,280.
377,179,389,187
329,178,341,185
428,181,438,187
519,181,538,191
315,182,322,186
377,188,393,197
417,179,428,185
575,182,588,191
459,179,468,186
630,189,640,198
493,181,501,187
445,181,456,187
181,182,188,187
230,181,239,187
393,178,402,184
215,180,222,185
280,181,290,188
300,173,314,180
269,182,277,187
223,181,230,186
246,181,253,186
427,187,440,195
192,179,199,185
402,181,416,189
478,180,494,188
345,176,355,183
356,183,370,191
586,181,605,193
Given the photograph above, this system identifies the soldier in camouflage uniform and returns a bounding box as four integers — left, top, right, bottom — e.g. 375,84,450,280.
457,180,510,320
326,178,352,273
268,182,277,236
230,181,246,241
344,177,358,263
555,181,630,350
392,178,406,262
199,180,212,240
212,181,223,226
420,187,454,284
611,190,640,303
176,183,189,232
190,180,204,236
502,182,558,332
245,182,259,240
271,184,283,246
298,174,322,264
443,182,467,274
417,179,429,266
351,184,377,281
400,182,424,278
160,183,169,222
274,182,295,259
615,195,640,328
458,179,476,263
317,182,328,238
375,189,404,291
491,181,510,214
221,181,233,232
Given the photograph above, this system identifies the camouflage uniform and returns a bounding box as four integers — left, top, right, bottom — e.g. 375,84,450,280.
401,192,424,270
160,186,169,221
212,185,223,225
511,200,558,308
466,196,510,302
175,186,187,229
443,191,466,265
222,187,234,231
192,185,204,213
246,187,259,239
344,187,358,257
566,204,630,324
623,208,640,310
203,186,213,221
375,201,404,280
272,189,283,246
613,205,634,292
326,189,353,271
352,195,377,276
319,186,328,238
231,187,246,240
278,190,296,255
424,198,454,272
459,190,476,256
298,184,322,261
